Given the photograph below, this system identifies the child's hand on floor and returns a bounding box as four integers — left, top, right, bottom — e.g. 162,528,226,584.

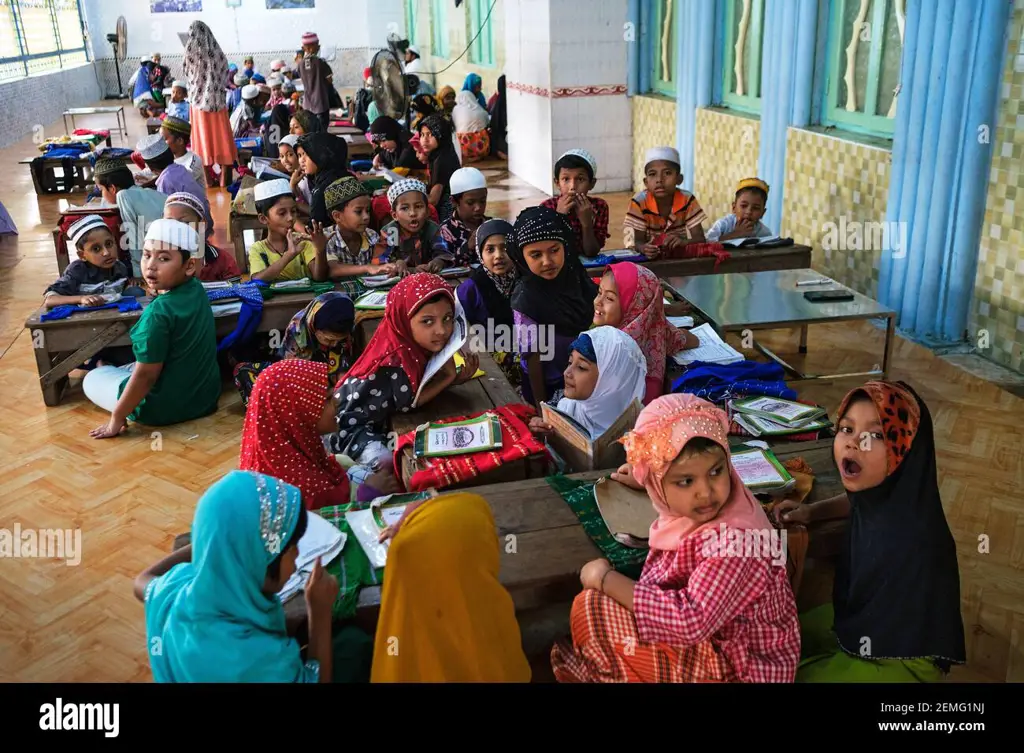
90,416,127,440
773,500,811,526
528,417,553,436
580,558,612,591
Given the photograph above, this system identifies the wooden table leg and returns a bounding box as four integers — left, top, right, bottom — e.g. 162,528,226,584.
32,335,64,407
799,324,809,354
881,315,895,378
38,322,129,403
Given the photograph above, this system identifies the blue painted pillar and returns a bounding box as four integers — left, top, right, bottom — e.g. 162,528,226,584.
675,0,717,192
639,0,652,95
627,0,641,96
757,0,818,233
879,0,1011,344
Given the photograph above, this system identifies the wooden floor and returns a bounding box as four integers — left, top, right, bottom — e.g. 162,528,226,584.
0,102,1021,682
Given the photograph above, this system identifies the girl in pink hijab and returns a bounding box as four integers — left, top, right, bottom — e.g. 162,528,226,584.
592,262,698,404
550,394,800,683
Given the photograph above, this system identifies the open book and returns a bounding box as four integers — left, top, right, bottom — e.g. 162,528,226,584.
719,235,794,248
249,157,290,180
277,511,347,603
671,323,743,366
541,398,642,472
344,492,434,569
414,297,469,407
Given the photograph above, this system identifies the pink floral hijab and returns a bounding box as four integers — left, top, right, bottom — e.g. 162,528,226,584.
610,263,688,384
621,394,772,550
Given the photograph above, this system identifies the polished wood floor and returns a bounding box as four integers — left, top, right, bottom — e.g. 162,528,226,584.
0,102,1020,682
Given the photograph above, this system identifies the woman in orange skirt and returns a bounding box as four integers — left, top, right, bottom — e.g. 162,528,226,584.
182,21,238,187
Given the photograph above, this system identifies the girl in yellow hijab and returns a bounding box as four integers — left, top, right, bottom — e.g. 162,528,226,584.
371,492,532,682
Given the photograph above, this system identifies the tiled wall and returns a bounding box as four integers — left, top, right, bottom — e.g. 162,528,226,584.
971,0,1024,374
0,65,102,150
411,0,507,95
693,108,761,224
631,94,676,193
780,128,892,297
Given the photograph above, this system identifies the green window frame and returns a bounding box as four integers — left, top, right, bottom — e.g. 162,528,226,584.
0,0,89,84
822,0,906,138
405,0,418,46
651,0,676,96
721,0,765,114
430,0,449,58
467,0,495,67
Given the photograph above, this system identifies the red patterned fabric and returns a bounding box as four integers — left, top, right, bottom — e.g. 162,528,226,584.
392,403,550,492
653,236,731,268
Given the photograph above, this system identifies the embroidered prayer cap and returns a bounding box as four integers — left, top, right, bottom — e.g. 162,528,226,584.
325,177,370,212
165,192,206,220
268,74,283,88
94,157,131,177
171,79,188,90
644,146,681,170
161,115,191,137
558,148,597,178
254,178,294,203
736,177,769,195
388,178,429,208
234,73,249,86
241,84,260,100
271,59,286,71
68,215,109,247
137,133,170,160
450,167,487,196
279,134,300,150
145,218,201,257
302,31,319,45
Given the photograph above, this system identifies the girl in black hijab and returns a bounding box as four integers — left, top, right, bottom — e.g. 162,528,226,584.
507,205,599,407
295,133,350,226
409,93,438,131
418,113,461,224
777,380,966,682
488,74,507,159
369,116,421,171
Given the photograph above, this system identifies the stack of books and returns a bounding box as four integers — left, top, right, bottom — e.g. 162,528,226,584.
730,396,831,437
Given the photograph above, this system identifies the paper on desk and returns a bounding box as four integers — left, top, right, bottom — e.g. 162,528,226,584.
671,323,744,366
667,316,694,328
277,512,347,603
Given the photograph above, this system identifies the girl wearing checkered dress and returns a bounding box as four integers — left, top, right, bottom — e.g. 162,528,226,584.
550,395,800,683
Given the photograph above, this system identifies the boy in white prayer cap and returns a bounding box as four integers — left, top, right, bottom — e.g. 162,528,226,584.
84,218,221,437
248,179,328,282
438,166,491,266
540,148,609,257
166,80,190,122
44,215,130,309
624,146,706,257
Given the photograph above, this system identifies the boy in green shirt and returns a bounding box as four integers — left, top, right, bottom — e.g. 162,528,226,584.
247,178,329,282
85,218,221,437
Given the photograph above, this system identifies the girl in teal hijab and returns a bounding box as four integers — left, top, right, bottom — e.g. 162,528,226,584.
462,72,487,109
137,470,336,683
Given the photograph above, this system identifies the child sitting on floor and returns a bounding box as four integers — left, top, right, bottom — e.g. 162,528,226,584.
540,149,610,257
376,179,450,277
438,167,490,267
248,179,328,283
706,178,774,242
324,274,480,498
550,394,800,683
45,215,131,309
508,205,598,407
323,177,397,279
624,147,706,259
165,80,190,122
773,381,966,682
593,262,699,404
528,327,646,439
137,133,212,233
84,219,221,437
162,192,240,282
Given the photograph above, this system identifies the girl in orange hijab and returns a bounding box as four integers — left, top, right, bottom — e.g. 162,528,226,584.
550,394,800,683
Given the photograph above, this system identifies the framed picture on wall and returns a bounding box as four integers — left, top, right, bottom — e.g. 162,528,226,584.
150,0,203,11
226,0,242,7
266,0,315,8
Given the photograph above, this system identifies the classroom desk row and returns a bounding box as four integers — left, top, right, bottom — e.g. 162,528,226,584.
170,438,845,637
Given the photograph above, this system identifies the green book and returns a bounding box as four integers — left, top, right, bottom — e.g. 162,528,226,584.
413,413,503,458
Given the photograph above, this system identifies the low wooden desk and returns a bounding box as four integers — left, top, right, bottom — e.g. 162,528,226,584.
328,124,363,137
20,151,130,196
146,118,163,135
341,133,373,159
62,106,128,143
171,439,844,634
24,290,318,406
585,245,812,278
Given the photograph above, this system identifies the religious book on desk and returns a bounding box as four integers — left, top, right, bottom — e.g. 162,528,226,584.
345,492,435,569
719,235,794,249
541,399,642,473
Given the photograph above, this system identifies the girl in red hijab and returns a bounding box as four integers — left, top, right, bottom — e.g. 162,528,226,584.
239,359,349,510
592,262,699,404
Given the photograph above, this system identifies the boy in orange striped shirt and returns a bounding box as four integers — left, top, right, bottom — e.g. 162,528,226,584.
624,147,706,259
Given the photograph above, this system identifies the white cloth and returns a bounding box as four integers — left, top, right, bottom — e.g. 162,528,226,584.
555,326,647,439
405,57,424,74
644,146,680,168
452,90,490,133
176,151,207,187
83,364,136,413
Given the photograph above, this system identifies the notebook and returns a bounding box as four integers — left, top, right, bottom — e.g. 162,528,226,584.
414,298,469,406
670,323,744,366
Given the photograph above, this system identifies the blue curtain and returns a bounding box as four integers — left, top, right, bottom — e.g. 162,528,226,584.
675,0,717,191
627,0,641,95
878,0,1011,344
757,0,819,233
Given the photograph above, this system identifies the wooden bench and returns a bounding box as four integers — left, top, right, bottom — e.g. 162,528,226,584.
228,211,265,273
170,438,845,637
24,290,321,406
585,244,812,278
20,150,129,196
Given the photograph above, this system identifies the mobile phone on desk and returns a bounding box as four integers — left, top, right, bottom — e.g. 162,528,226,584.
803,290,854,303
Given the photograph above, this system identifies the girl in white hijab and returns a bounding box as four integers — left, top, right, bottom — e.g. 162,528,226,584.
452,89,491,134
550,326,647,439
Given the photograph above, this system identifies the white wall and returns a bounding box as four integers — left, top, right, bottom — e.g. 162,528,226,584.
81,0,397,58
0,65,102,150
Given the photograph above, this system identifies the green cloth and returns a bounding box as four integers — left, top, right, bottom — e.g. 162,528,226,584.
120,277,220,426
330,625,373,683
316,501,385,620
258,280,340,299
545,474,647,580
796,603,945,683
